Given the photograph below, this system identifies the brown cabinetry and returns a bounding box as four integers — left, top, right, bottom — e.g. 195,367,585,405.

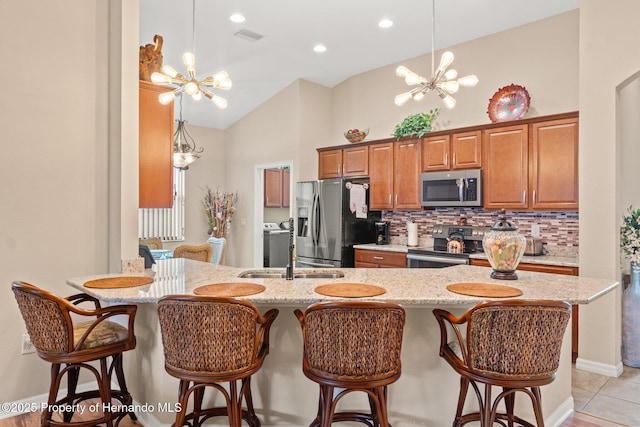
264,167,290,208
422,130,482,172
355,249,407,268
483,115,578,210
369,139,421,210
139,81,174,208
318,146,369,179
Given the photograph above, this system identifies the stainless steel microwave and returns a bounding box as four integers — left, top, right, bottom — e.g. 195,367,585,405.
420,169,482,207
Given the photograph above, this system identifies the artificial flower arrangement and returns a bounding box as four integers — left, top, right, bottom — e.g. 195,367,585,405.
203,187,237,238
621,205,640,266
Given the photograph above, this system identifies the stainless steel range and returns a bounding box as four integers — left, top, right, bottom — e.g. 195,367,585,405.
407,224,491,268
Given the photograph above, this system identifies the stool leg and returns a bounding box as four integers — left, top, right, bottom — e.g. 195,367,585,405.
531,387,546,427
113,353,138,422
481,383,492,427
320,385,334,427
43,363,63,426
372,386,390,427
99,357,114,427
453,377,469,427
174,380,191,427
64,365,80,423
503,388,515,427
241,377,260,427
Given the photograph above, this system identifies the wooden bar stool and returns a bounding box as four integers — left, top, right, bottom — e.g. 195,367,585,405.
157,295,279,427
295,301,406,427
433,299,571,427
11,281,138,427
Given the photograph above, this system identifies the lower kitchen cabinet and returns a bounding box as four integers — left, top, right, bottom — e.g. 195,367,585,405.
355,249,407,268
470,258,580,362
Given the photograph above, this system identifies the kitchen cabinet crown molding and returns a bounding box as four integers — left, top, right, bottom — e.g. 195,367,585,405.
317,111,578,152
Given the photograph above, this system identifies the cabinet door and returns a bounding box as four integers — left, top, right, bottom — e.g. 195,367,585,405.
369,143,394,210
422,135,450,171
342,145,369,177
264,168,283,207
282,168,290,207
530,118,578,209
452,130,482,170
483,125,528,209
394,139,422,210
318,149,342,179
139,81,174,208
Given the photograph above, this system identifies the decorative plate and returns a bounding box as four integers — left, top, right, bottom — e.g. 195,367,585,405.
487,84,530,123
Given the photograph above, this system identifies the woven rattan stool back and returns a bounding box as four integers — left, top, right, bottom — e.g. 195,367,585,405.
467,302,570,377
300,301,405,381
173,243,213,262
13,284,71,354
158,296,258,373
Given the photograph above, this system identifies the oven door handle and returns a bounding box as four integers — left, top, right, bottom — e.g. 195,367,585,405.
406,253,469,265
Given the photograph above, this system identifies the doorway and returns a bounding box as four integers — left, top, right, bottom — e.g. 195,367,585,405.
253,161,294,267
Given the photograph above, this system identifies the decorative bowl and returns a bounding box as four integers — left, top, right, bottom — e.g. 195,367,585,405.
344,128,369,143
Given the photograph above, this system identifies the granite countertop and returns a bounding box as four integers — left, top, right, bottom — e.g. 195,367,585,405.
67,258,615,306
353,243,579,268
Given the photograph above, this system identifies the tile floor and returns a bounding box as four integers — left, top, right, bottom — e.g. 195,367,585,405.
572,364,640,426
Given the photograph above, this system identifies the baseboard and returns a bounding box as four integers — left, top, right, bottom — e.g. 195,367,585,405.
546,396,574,427
575,357,624,377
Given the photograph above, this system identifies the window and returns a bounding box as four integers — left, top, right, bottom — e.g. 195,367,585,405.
138,169,185,241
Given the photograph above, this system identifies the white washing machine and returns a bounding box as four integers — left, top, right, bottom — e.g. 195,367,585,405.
263,223,289,267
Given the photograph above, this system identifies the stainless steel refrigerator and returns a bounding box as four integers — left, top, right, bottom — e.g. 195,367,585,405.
296,178,381,268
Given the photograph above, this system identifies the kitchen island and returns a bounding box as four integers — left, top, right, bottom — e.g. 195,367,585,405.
67,259,617,427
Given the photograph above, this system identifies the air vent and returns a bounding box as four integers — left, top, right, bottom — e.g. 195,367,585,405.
234,29,264,42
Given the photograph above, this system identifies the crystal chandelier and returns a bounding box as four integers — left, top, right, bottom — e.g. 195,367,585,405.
394,0,478,109
173,95,203,170
151,0,231,109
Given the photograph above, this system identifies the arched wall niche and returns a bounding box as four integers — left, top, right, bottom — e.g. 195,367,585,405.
617,70,640,273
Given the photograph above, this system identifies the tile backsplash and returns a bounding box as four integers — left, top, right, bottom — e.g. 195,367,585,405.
382,208,579,247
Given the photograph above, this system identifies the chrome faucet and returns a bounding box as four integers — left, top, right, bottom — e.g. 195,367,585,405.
286,217,295,280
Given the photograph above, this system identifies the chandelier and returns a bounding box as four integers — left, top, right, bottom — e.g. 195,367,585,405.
173,95,203,170
151,0,231,109
394,0,478,109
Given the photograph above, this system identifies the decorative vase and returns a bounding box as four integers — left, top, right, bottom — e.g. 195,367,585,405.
622,261,640,367
482,209,526,280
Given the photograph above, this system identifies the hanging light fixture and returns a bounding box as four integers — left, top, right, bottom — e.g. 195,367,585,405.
151,0,232,109
173,95,203,170
394,0,478,109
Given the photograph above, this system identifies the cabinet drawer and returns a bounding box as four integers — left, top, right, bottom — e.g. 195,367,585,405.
355,249,407,267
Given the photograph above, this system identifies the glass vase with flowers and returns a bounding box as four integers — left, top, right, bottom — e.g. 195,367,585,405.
620,205,640,367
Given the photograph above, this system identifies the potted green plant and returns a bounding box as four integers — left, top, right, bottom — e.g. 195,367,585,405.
392,109,440,139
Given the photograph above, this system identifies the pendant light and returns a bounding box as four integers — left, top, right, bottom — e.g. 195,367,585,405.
151,0,232,109
394,0,478,109
173,94,203,170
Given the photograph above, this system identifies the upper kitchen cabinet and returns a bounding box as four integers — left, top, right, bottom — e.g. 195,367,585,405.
139,81,174,208
483,124,529,209
422,130,482,172
369,139,422,210
483,113,578,210
317,146,368,179
530,118,579,209
264,167,290,208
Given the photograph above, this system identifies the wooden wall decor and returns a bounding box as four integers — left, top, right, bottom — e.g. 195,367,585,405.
139,34,164,82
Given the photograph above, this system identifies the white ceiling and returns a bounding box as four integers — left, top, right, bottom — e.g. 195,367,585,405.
139,0,579,130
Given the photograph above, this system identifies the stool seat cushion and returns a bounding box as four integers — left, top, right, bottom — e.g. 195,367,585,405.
74,321,131,349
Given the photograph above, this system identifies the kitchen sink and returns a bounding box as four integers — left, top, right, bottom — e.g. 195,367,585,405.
238,270,344,279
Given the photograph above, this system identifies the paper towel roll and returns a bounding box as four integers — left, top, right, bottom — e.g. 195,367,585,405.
407,222,418,246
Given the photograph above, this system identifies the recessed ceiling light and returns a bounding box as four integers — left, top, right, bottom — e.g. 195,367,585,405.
230,13,246,23
313,44,327,53
378,18,393,28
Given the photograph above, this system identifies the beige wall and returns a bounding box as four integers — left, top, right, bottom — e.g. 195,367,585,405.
0,0,114,402
577,0,640,372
